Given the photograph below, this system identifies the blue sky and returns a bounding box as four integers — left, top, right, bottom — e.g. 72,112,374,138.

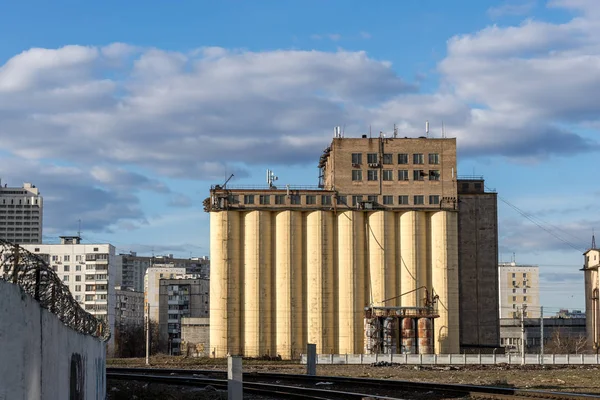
0,0,597,312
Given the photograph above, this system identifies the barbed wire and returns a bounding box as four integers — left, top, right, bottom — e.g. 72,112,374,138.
0,238,110,341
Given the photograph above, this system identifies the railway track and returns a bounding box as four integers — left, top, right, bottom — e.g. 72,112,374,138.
107,367,600,400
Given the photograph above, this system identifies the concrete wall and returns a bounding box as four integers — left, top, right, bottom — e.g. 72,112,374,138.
457,192,500,351
181,317,210,357
0,280,106,400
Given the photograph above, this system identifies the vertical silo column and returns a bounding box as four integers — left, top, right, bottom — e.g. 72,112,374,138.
337,210,365,354
430,211,460,354
274,210,304,359
243,210,273,357
367,211,396,307
306,210,335,354
209,211,241,357
400,212,418,307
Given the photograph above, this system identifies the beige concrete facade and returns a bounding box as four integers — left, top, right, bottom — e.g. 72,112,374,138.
498,263,540,319
207,135,496,358
583,247,600,351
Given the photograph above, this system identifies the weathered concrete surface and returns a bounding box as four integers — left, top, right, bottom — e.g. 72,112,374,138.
458,192,500,351
0,280,106,400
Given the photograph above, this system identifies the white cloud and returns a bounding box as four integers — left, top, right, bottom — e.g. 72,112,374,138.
310,33,342,41
488,1,536,19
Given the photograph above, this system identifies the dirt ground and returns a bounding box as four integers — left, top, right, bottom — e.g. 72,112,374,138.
108,356,600,394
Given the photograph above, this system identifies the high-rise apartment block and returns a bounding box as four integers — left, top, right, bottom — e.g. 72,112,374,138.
0,182,43,244
498,262,540,319
207,132,499,358
144,267,209,354
117,252,209,292
22,236,117,353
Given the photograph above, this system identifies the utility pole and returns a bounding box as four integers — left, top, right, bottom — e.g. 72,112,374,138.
146,304,150,366
521,306,526,365
540,306,544,366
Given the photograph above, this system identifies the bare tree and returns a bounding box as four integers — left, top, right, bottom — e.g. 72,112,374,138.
545,328,588,354
113,320,162,358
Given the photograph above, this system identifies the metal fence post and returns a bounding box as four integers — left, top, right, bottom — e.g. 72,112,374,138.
306,344,317,376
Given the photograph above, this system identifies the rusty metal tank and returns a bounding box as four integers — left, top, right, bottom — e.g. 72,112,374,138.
417,317,434,354
364,317,381,354
401,318,416,354
383,317,397,354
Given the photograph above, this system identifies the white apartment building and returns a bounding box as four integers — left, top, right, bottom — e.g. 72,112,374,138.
0,182,43,244
498,262,540,319
22,236,118,353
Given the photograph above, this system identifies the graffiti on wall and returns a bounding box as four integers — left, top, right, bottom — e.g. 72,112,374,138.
69,353,85,400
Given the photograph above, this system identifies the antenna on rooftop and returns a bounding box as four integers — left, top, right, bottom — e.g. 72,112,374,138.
267,169,278,188
393,124,398,138
77,219,81,238
333,126,342,138
441,121,446,138
592,229,596,249
425,121,429,138
369,125,372,138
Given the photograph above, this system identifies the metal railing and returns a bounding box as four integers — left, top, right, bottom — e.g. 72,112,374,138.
0,238,110,341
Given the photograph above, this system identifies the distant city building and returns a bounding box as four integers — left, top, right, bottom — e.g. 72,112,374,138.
158,278,209,355
115,286,144,327
22,236,117,354
117,252,209,292
500,317,586,354
498,262,540,319
144,267,187,322
0,182,43,244
555,309,585,319
583,241,600,351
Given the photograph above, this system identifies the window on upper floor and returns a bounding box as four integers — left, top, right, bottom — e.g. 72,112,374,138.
428,153,439,164
259,195,270,205
275,194,286,205
336,195,347,205
306,195,316,205
290,195,301,205
352,195,363,206
352,170,363,181
398,153,408,164
321,195,332,206
383,195,393,205
367,170,378,181
244,195,254,205
367,195,377,203
414,195,424,205
398,170,409,181
351,153,362,165
398,195,409,205
429,170,440,181
429,195,440,205
367,153,378,164
413,153,424,164
382,170,393,181
413,170,425,181
382,153,393,164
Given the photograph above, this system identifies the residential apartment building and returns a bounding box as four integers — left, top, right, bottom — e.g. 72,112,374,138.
22,236,118,353
115,286,144,327
144,267,186,323
207,132,499,358
158,278,209,355
498,262,540,319
0,182,43,244
117,252,209,292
